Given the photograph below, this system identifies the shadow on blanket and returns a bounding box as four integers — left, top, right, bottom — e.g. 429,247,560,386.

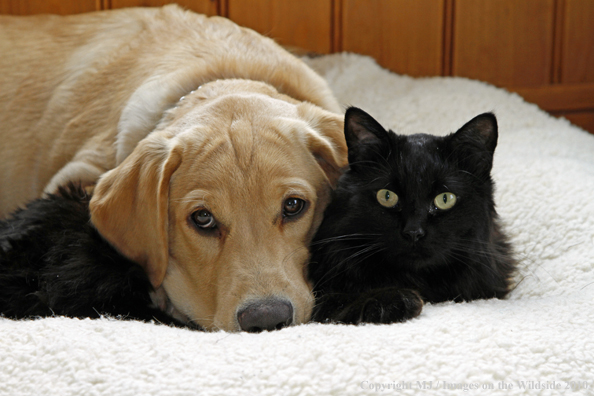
0,185,194,329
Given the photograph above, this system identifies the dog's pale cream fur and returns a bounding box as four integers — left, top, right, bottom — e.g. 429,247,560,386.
0,6,347,331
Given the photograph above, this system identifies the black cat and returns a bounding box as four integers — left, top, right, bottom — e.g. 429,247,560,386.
0,185,193,329
309,107,515,324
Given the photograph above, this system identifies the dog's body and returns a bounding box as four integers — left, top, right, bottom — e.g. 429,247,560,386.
0,5,342,214
0,6,347,331
0,186,190,328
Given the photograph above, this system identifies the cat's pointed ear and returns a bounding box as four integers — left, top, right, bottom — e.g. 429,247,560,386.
450,113,498,178
344,107,390,167
453,113,498,153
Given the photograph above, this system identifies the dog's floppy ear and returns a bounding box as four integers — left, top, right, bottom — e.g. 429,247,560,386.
297,103,348,187
89,133,182,288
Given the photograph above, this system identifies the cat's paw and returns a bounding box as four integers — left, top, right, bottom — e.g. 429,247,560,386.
328,288,422,325
357,288,423,324
312,288,423,325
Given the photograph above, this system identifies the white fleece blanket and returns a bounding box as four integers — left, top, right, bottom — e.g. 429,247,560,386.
2,53,593,396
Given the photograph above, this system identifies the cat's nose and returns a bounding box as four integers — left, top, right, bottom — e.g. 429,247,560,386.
403,228,425,242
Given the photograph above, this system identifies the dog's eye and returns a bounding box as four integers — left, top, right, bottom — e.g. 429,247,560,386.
191,209,216,228
283,198,306,217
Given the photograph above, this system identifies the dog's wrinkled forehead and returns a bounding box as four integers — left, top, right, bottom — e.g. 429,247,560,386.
170,80,300,123
168,93,320,193
167,90,298,138
171,92,311,160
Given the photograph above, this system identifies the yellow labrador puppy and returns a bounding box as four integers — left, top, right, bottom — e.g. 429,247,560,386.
0,5,347,331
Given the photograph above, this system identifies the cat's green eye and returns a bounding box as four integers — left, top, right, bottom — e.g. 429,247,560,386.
377,189,399,208
434,192,457,210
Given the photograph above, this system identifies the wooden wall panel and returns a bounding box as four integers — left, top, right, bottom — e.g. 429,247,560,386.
108,0,218,15
513,83,594,112
227,0,332,54
1,0,593,133
0,0,99,15
559,0,594,84
452,0,555,87
341,0,445,77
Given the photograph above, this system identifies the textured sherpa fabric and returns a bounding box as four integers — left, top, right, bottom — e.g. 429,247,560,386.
1,53,593,396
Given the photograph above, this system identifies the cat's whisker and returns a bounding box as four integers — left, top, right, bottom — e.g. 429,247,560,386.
311,233,382,247
439,248,511,282
457,169,483,182
442,243,509,260
311,243,386,290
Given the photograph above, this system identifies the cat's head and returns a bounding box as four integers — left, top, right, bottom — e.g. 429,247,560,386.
326,107,499,273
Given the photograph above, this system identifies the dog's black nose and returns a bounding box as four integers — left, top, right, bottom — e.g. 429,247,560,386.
237,299,294,333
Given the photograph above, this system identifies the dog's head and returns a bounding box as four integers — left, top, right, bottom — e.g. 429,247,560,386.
89,80,347,331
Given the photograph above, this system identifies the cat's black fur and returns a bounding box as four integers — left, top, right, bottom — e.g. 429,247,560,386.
0,185,193,328
309,107,515,324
